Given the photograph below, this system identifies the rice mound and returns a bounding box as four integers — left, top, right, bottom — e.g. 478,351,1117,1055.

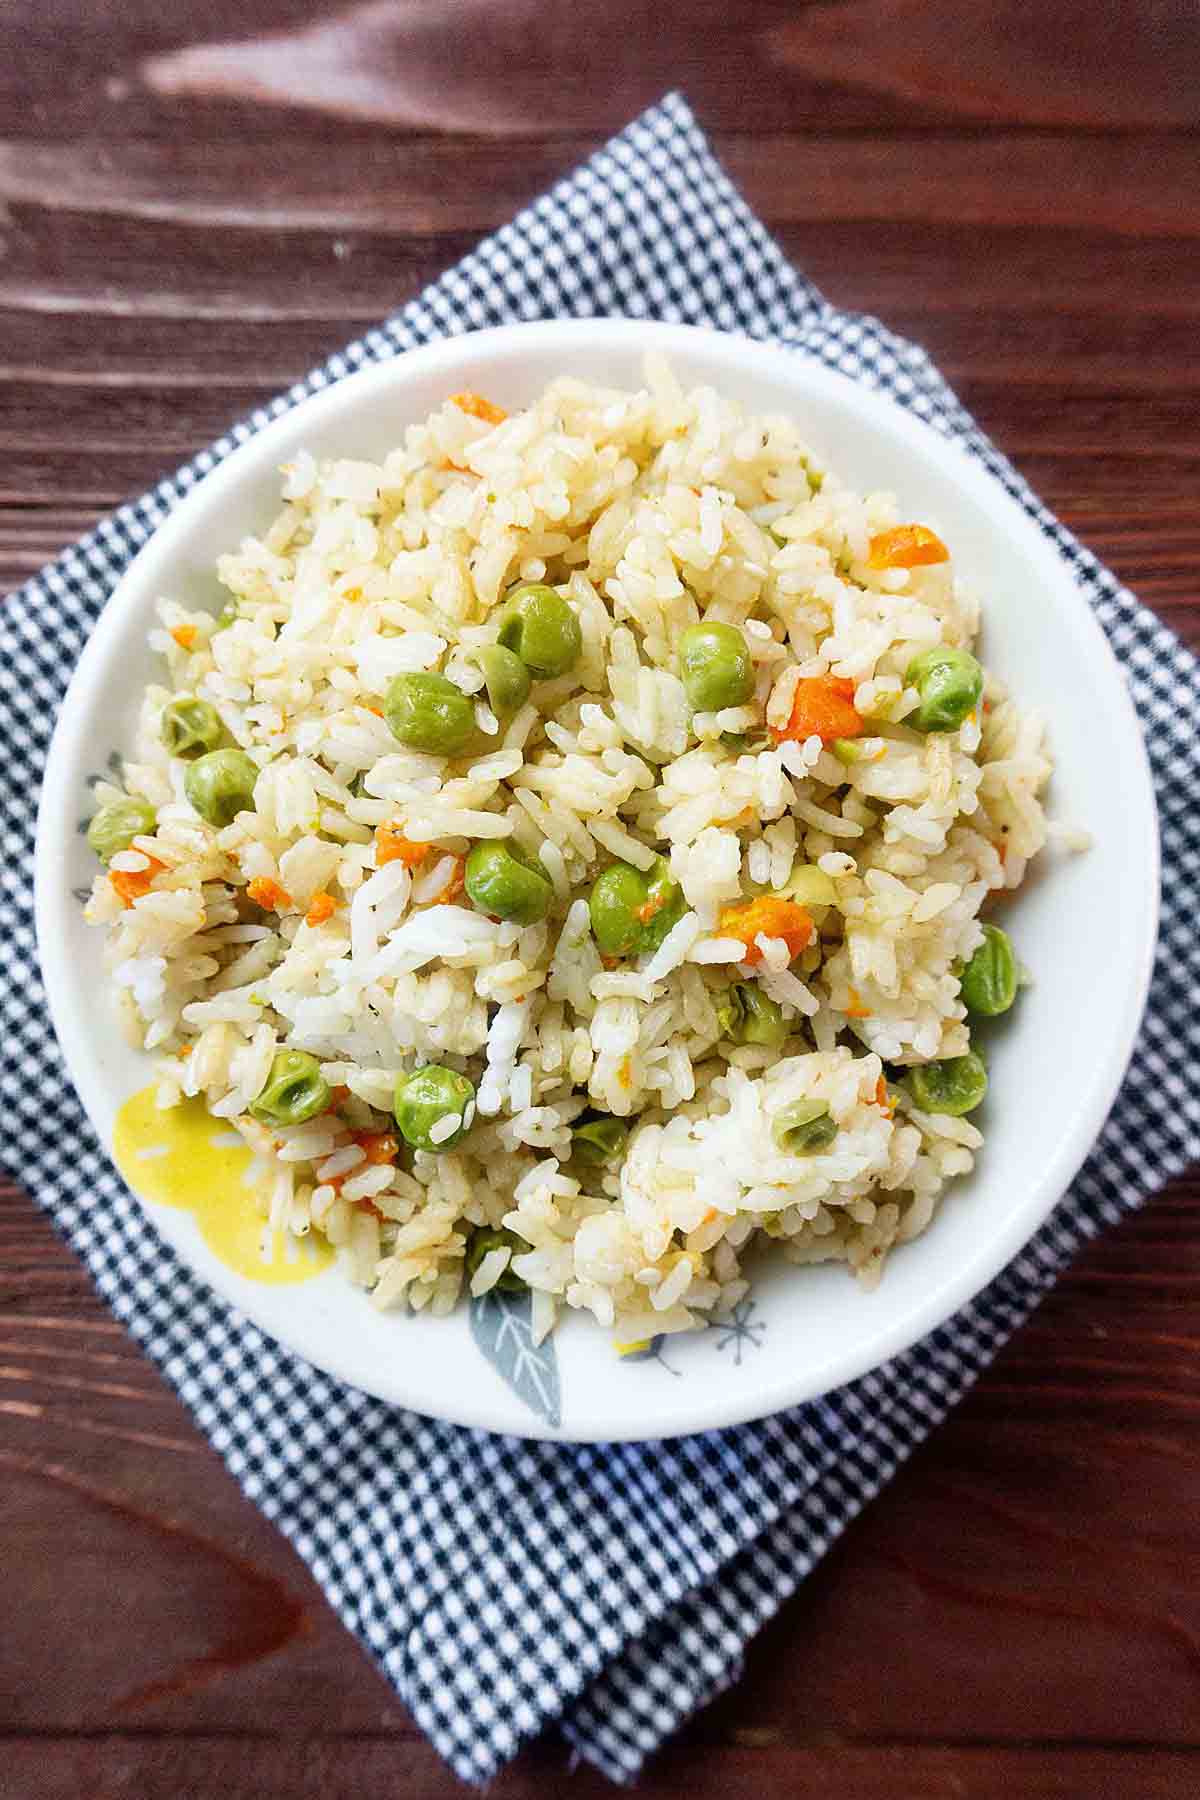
84,356,1061,1346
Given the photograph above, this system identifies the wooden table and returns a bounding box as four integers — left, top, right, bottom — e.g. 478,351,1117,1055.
3,4,1198,1794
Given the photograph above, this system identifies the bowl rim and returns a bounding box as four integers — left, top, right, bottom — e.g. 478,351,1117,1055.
34,317,1160,1440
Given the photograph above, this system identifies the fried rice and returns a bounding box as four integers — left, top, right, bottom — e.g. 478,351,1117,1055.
83,355,1061,1345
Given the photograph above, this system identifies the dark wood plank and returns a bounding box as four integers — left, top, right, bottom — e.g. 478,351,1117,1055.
4,0,1197,138
3,133,1197,236
3,1740,1200,1800
0,0,1140,141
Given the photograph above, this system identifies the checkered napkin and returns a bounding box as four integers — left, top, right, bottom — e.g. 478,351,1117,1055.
3,94,1198,1784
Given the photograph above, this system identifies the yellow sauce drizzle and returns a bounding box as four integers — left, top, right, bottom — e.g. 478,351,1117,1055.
113,1085,332,1287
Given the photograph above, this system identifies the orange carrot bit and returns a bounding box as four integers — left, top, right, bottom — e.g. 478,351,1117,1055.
375,821,431,870
770,674,863,746
718,896,814,967
867,524,950,570
169,623,197,650
874,1074,895,1117
365,704,385,718
429,854,466,904
354,1130,399,1166
635,886,674,927
246,875,292,912
109,856,167,908
450,390,507,426
305,891,338,927
844,986,873,1020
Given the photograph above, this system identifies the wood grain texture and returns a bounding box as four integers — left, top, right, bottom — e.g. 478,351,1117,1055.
3,1,1198,1794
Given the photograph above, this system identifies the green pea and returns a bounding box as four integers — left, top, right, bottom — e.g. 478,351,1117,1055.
464,1225,527,1293
905,1050,988,1116
572,1115,628,1166
184,748,258,828
86,797,158,865
464,840,552,925
904,646,984,733
588,856,685,958
630,859,686,953
495,583,582,679
959,924,1017,1017
394,1064,475,1153
161,696,224,758
716,983,788,1048
384,672,476,755
772,1098,838,1154
248,1050,331,1127
678,621,755,712
589,862,646,956
471,644,532,717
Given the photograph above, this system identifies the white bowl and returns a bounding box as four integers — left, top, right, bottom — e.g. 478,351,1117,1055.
35,320,1158,1441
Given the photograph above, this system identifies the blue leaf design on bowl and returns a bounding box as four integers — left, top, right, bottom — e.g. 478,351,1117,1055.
469,1288,561,1428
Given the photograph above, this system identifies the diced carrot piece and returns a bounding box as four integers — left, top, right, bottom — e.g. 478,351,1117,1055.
874,1074,895,1116
770,674,863,746
354,1130,399,1166
305,891,338,927
717,896,813,966
375,822,430,870
867,524,950,570
450,391,507,426
169,623,197,650
328,1085,351,1105
246,876,292,912
844,986,872,1019
109,856,167,907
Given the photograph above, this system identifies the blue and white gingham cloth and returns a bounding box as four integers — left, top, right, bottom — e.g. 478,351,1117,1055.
2,95,1198,1785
